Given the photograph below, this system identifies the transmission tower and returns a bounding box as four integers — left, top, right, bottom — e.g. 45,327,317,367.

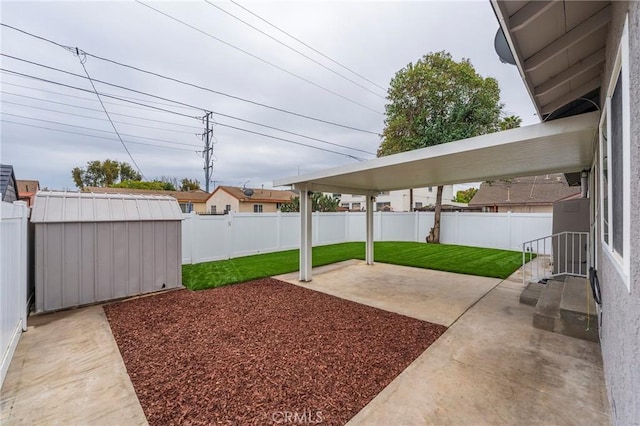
202,111,214,192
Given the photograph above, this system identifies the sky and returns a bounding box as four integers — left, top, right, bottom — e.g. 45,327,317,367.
0,0,537,192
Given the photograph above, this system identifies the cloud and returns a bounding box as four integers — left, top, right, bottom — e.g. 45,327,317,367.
0,1,536,191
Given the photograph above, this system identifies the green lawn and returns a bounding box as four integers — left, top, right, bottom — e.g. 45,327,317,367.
182,242,525,291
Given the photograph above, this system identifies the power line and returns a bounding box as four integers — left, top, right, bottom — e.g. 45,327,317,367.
1,22,380,134
2,114,364,160
210,122,367,161
203,0,385,99
75,50,146,178
1,120,200,152
230,0,387,92
0,68,202,119
134,1,384,115
1,93,202,133
1,64,376,156
2,81,197,113
1,55,203,113
2,66,372,158
2,112,202,147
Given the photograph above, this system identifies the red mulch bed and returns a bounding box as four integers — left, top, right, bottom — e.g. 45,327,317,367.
104,278,447,425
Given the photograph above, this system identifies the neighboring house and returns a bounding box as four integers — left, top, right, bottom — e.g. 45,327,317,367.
0,164,18,203
339,186,455,211
206,186,295,213
84,187,210,213
16,180,40,207
276,2,640,422
469,174,580,213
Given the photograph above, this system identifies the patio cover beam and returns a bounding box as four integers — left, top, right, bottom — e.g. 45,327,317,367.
274,111,598,193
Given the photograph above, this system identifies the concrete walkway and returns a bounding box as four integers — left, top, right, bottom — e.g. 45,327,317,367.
2,262,610,425
0,306,147,425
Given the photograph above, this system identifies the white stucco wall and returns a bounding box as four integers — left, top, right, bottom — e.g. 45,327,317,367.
597,2,640,424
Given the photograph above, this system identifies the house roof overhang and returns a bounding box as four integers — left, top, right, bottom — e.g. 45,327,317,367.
491,1,610,120
274,111,598,195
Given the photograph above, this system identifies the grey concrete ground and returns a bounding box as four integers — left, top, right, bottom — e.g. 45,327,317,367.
2,261,610,425
0,306,147,425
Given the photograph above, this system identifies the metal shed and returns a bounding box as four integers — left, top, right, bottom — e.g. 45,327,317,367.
31,191,183,313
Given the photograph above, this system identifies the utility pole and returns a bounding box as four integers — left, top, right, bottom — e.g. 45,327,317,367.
202,111,214,192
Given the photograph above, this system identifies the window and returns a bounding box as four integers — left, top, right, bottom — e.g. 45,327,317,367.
225,204,231,214
352,202,361,210
376,202,391,211
179,202,192,213
210,205,217,214
599,15,630,289
341,203,349,208
415,202,423,209
253,204,263,213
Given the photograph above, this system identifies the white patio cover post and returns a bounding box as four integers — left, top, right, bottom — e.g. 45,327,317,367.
366,193,374,265
298,186,313,281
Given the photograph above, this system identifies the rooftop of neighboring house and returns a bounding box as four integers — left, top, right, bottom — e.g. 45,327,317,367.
213,186,296,203
84,187,211,203
468,174,581,207
17,180,40,196
0,164,17,201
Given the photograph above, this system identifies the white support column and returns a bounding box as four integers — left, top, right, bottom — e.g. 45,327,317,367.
366,193,374,265
299,186,313,281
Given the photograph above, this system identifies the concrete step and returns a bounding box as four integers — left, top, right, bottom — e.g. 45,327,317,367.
531,276,598,342
559,276,599,342
519,281,545,306
532,279,563,332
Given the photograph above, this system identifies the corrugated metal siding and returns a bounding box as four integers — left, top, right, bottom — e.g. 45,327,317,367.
35,221,182,313
31,191,183,223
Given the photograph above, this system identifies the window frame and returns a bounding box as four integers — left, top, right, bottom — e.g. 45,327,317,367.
599,15,631,291
253,204,263,213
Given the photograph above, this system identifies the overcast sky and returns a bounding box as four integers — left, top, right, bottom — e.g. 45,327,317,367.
0,0,536,192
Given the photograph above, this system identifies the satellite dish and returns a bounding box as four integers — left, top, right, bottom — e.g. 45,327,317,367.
243,188,254,197
494,27,516,65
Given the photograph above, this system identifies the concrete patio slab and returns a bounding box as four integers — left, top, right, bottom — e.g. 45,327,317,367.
0,305,147,425
275,261,502,327
345,279,610,425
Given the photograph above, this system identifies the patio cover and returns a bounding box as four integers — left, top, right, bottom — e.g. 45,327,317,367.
273,111,599,281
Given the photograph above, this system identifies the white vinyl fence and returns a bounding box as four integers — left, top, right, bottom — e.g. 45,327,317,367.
182,211,552,265
1,201,28,387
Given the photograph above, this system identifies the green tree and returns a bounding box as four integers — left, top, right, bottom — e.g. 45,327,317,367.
180,178,201,191
499,115,522,130
71,159,142,189
378,51,508,242
453,187,478,203
280,192,339,212
110,180,176,190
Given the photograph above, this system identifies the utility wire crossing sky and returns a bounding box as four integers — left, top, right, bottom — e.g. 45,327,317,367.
0,1,535,191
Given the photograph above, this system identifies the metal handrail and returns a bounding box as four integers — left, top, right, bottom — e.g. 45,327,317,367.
522,231,590,285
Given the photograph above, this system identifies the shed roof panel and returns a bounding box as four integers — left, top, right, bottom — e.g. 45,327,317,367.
31,191,183,223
